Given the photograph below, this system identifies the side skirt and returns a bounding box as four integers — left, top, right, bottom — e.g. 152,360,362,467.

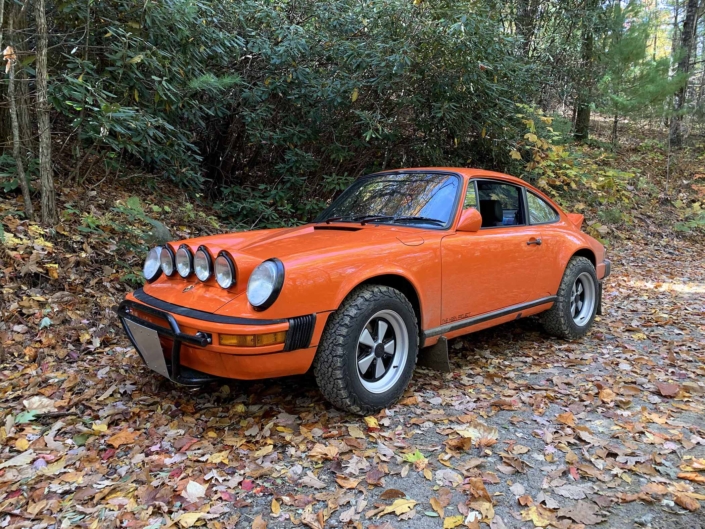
421,296,557,343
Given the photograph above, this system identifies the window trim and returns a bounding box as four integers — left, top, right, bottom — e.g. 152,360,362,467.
473,178,528,230
526,190,560,226
314,169,464,231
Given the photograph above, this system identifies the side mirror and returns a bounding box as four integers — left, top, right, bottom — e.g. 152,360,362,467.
456,208,482,232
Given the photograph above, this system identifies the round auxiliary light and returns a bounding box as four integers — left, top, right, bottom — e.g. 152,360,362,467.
194,247,212,282
160,245,175,276
247,258,285,310
215,253,236,289
143,247,162,282
176,245,193,278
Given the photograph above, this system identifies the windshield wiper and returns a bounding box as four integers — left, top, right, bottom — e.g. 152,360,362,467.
354,215,397,225
391,216,445,226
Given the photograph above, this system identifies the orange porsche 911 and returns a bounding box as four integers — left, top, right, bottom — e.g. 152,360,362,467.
118,168,610,414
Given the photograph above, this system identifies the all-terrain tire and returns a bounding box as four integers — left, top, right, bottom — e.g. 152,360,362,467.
541,256,599,340
313,285,418,415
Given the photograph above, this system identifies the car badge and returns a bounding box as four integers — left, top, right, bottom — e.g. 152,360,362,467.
183,285,195,293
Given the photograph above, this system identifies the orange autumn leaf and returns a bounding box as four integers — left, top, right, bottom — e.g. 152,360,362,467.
107,429,140,448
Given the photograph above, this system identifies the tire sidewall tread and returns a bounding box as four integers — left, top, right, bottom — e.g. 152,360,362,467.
541,256,598,340
313,285,418,415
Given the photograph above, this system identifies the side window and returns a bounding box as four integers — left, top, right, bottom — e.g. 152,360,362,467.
463,181,477,209
477,181,525,227
527,192,559,224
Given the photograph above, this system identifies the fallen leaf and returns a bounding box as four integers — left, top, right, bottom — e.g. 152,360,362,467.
23,396,56,413
557,500,604,525
656,382,680,397
675,494,701,512
107,429,140,448
252,514,267,528
378,498,417,518
181,481,206,503
443,515,465,528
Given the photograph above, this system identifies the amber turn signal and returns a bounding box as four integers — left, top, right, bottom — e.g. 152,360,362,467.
220,331,287,347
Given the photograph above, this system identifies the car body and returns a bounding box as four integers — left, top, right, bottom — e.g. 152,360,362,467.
118,168,610,413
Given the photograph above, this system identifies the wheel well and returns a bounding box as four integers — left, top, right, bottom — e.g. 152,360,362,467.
355,275,422,327
572,248,596,267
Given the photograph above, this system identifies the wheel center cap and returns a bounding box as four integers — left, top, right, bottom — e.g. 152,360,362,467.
374,343,385,357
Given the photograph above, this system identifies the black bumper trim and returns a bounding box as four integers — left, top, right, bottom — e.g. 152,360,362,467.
603,259,611,279
132,288,286,325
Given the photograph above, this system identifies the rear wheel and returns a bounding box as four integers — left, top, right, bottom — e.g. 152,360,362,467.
541,257,598,340
314,285,418,415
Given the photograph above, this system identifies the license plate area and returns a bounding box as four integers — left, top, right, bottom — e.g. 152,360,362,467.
124,319,170,378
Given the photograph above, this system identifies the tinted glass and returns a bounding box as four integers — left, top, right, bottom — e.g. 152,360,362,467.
527,192,559,224
477,181,525,226
317,172,460,228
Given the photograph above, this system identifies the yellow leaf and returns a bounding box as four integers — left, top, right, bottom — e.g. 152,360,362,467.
510,150,522,160
15,438,30,451
134,88,139,102
524,133,538,143
176,512,203,528
423,467,433,480
271,498,281,516
520,506,553,527
481,127,487,138
443,515,465,528
254,444,274,458
208,450,230,464
92,423,108,433
45,263,59,279
351,88,359,102
378,498,417,518
348,425,365,438
364,416,379,429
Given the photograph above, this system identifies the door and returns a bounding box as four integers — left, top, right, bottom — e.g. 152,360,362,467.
440,179,548,324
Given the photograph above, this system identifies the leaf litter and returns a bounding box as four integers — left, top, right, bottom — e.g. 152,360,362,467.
1,185,704,528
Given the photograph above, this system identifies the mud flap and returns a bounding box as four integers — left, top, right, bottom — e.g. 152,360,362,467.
417,336,451,373
596,282,603,316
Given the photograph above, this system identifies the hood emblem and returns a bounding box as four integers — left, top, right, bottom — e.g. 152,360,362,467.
183,285,195,293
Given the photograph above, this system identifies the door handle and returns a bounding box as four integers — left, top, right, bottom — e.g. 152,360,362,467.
527,238,542,246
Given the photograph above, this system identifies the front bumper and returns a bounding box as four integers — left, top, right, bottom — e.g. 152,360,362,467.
117,290,323,383
118,300,219,385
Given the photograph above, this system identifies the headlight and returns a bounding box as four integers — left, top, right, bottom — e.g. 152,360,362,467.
143,247,162,282
194,246,212,281
176,245,193,277
247,258,285,310
215,252,236,289
160,245,175,276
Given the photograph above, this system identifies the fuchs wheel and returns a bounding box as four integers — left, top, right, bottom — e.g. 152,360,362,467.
313,285,418,415
541,256,599,340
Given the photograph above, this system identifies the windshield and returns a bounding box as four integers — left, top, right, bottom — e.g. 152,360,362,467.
315,172,461,229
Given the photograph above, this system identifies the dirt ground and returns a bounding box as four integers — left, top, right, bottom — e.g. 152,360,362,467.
1,234,704,529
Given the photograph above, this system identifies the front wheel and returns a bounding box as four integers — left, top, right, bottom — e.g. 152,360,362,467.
541,256,599,340
313,285,418,415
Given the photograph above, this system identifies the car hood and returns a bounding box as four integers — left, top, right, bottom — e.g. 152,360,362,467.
141,223,430,315
184,223,427,263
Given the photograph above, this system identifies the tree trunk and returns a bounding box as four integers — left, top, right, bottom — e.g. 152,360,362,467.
669,0,699,148
515,0,539,56
7,15,33,219
574,0,599,142
611,114,619,145
35,0,56,225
